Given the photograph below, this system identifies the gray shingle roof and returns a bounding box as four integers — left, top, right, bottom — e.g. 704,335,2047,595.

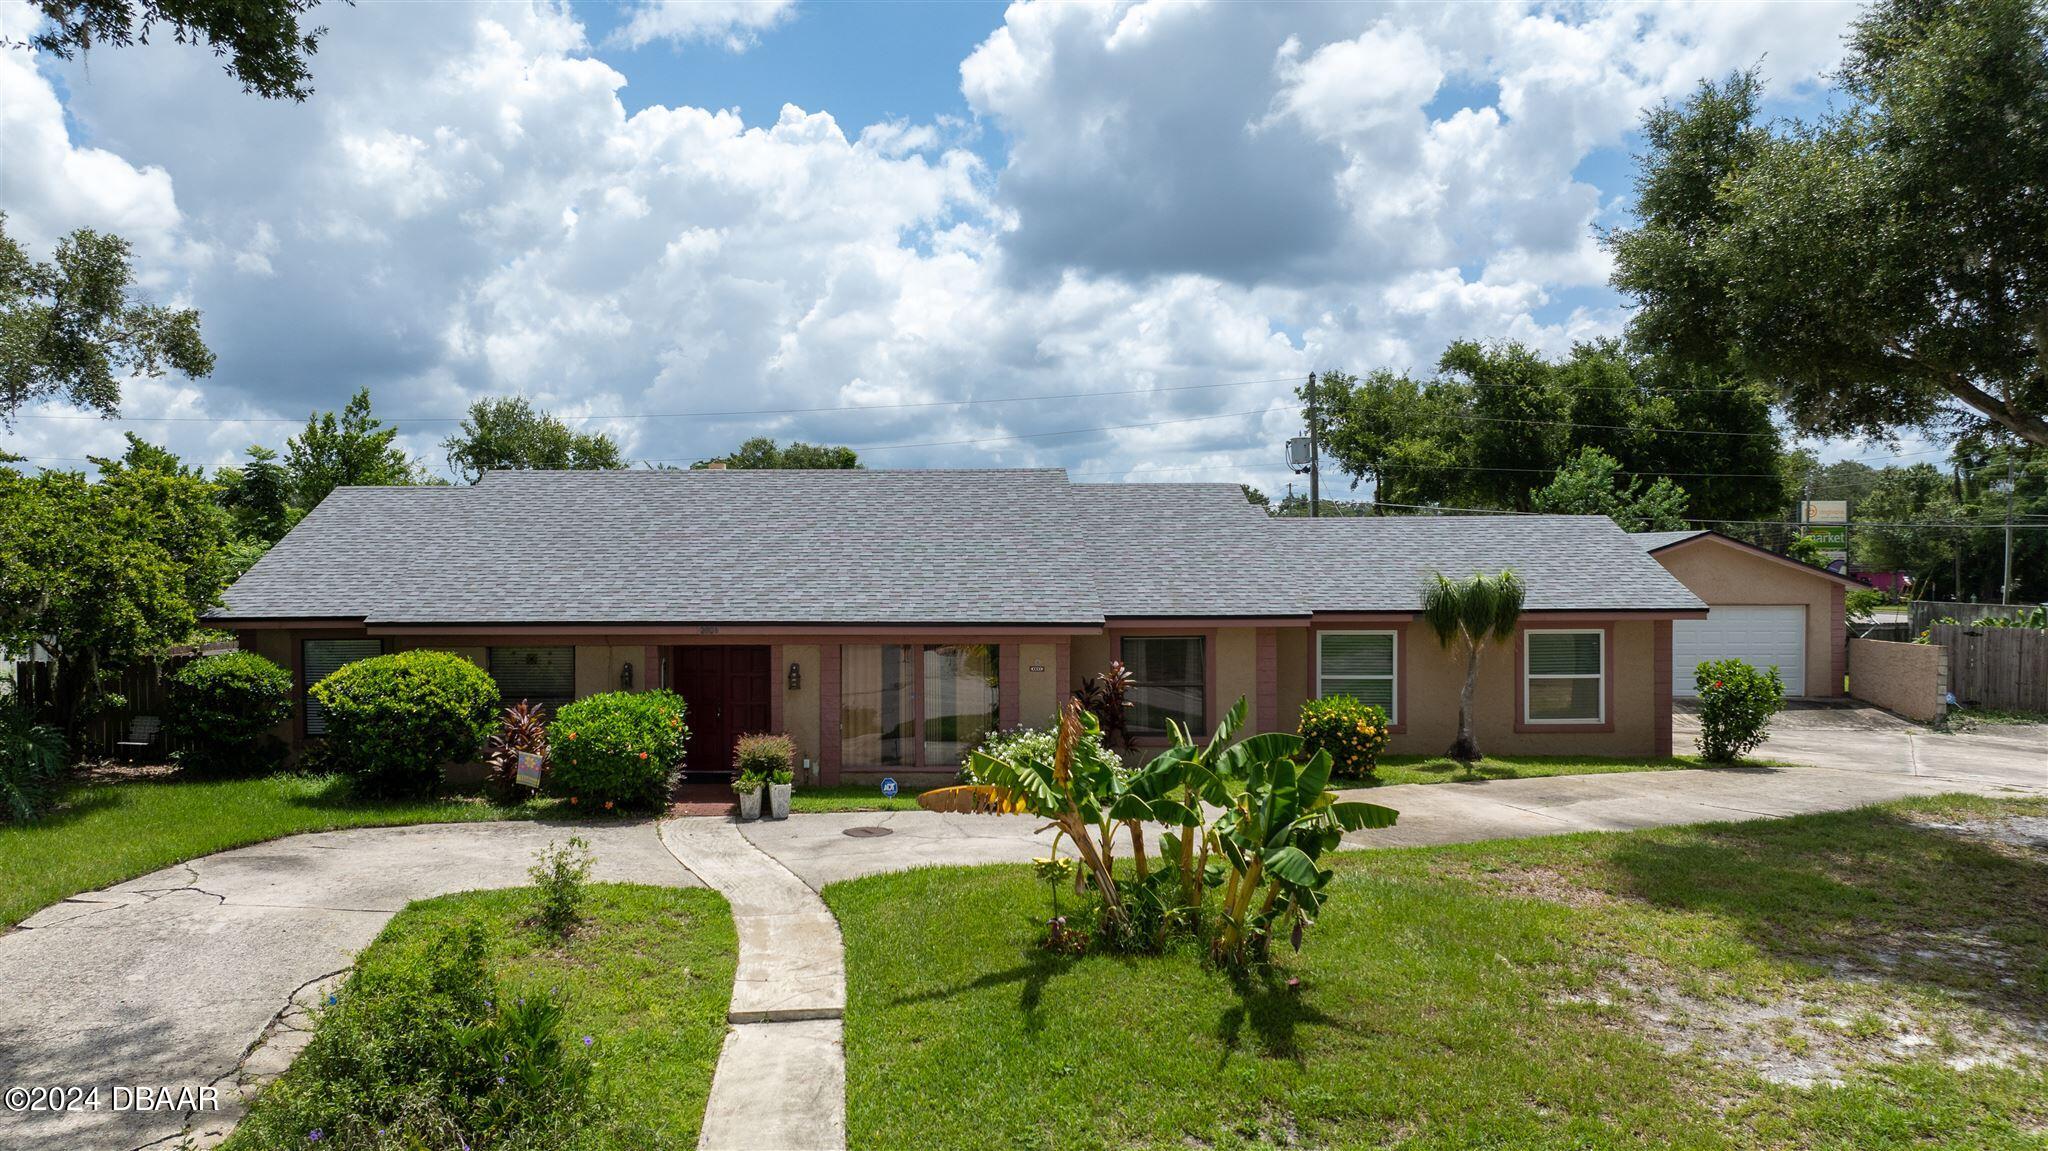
213,471,1703,625
1632,529,1708,553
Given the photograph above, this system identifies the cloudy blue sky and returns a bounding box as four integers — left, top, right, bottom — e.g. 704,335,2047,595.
0,0,1921,496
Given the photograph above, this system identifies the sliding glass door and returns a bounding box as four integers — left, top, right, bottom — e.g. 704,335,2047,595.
840,645,915,767
922,644,998,768
839,643,1000,770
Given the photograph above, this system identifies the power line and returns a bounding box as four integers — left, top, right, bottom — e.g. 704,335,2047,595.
2,374,1308,426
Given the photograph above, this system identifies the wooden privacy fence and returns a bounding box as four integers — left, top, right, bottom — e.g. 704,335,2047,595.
1931,623,2048,713
1909,600,2044,634
6,647,223,757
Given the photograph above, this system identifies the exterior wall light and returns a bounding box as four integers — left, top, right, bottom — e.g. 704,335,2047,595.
788,662,802,690
620,662,634,690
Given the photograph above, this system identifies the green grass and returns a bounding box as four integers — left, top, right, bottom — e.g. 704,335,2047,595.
1357,753,1737,788
1,772,557,928
794,756,1718,811
790,782,943,812
1947,707,2048,728
227,882,736,1150
826,794,2048,1150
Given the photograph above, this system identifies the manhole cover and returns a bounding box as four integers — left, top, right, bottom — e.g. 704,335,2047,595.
842,826,893,838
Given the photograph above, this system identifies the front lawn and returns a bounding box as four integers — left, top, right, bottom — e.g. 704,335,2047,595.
227,882,736,1149
1,772,555,928
826,795,2048,1150
791,782,944,812
1360,752,1720,787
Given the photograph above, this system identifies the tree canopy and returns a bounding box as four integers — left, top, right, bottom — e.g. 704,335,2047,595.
284,387,425,509
1606,0,2048,448
694,436,860,470
0,214,213,425
0,455,235,739
17,0,333,101
1314,339,1786,521
1531,447,1691,532
442,396,624,483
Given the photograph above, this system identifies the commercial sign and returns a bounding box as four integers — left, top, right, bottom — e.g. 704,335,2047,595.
1801,500,1849,566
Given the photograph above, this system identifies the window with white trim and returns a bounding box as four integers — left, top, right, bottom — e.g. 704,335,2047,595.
1523,629,1605,723
1317,631,1397,721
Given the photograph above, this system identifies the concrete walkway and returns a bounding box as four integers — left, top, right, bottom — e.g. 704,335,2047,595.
0,820,695,1151
659,819,846,1151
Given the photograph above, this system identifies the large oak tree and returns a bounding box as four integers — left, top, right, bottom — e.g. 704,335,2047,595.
1607,0,2048,448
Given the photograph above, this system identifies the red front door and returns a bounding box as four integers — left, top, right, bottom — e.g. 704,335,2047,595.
675,646,772,776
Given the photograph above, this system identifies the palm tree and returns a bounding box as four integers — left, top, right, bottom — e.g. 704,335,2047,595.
1421,569,1526,765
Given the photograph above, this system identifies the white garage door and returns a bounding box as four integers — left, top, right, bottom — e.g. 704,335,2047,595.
1673,606,1806,697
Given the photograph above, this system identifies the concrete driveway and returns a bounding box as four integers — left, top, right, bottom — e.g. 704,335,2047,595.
1695,703,2048,791
0,819,696,1151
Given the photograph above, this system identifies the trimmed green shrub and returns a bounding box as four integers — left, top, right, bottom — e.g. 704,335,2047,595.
232,919,592,1147
734,732,796,783
165,651,293,775
1297,695,1392,779
1694,658,1785,763
310,651,499,797
547,690,688,809
0,699,67,823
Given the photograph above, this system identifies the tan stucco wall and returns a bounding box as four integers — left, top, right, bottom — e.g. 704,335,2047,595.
1848,638,1946,723
394,639,485,668
1214,628,1258,723
1382,620,1658,756
782,643,822,775
571,644,644,698
1069,634,1115,690
1018,642,1060,728
1651,540,1841,697
243,629,297,744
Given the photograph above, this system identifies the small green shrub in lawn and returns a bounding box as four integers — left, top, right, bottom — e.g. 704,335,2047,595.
734,732,795,783
165,651,293,775
0,699,67,823
232,919,592,1148
530,836,593,941
548,690,688,809
310,651,500,797
1297,695,1392,779
1694,657,1784,763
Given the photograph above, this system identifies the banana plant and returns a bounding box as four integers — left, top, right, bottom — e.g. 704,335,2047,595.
1205,731,1397,965
945,700,1199,945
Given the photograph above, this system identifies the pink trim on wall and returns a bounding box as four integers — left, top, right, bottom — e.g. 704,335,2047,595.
364,623,1095,639
1304,622,1408,734
769,643,785,734
1055,640,1070,707
1255,628,1278,733
999,643,1021,729
819,643,842,785
1829,585,1848,697
1653,620,1673,756
1512,621,1617,735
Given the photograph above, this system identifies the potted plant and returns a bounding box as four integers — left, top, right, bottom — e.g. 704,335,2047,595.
735,734,798,820
731,771,765,821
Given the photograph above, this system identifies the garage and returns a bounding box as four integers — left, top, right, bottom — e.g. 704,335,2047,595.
1672,606,1807,696
1636,530,1852,699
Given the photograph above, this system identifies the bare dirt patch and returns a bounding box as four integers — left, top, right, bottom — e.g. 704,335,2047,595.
1444,862,1621,909
1553,955,2048,1091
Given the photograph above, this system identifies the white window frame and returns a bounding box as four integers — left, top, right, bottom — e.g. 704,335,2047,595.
1316,630,1398,724
1522,628,1606,725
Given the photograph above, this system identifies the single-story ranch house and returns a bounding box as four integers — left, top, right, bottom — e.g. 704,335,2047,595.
213,469,1731,783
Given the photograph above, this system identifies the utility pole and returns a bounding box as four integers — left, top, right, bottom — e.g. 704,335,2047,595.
1305,371,1321,519
2003,448,2016,605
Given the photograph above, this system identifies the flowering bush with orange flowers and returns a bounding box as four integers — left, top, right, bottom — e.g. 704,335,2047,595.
1297,695,1392,779
546,689,689,808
